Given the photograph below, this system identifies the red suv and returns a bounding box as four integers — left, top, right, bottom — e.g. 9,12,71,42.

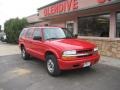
19,27,100,76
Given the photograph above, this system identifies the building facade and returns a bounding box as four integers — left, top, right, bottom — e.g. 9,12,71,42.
26,14,42,27
27,0,120,58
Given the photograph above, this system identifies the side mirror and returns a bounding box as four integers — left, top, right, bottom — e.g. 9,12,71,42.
73,34,78,38
33,36,42,41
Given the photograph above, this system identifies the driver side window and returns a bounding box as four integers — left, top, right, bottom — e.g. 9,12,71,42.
33,28,42,39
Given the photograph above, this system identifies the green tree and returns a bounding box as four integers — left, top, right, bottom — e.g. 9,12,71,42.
4,18,28,43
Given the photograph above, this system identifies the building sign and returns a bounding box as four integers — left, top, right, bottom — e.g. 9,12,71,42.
44,0,78,16
38,0,115,18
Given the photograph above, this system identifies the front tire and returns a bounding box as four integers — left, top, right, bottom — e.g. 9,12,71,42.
21,47,30,60
46,55,61,76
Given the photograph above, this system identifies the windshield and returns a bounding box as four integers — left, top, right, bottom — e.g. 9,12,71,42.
43,28,73,40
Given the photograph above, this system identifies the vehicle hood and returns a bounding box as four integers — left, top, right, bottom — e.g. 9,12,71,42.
46,39,96,51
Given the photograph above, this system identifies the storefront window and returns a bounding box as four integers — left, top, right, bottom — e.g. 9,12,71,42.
66,23,74,34
78,14,110,37
116,12,120,37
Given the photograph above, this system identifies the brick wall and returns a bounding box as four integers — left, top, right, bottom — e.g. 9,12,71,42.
80,37,120,59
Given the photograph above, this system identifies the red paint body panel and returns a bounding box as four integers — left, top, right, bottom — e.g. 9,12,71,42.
58,54,100,70
19,27,100,70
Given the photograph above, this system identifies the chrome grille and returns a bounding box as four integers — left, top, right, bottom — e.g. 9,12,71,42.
76,49,93,58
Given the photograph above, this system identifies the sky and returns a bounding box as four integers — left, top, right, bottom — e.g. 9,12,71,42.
0,0,57,29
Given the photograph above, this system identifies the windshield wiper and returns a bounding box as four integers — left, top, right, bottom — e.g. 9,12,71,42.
65,37,73,39
46,38,59,40
46,37,73,40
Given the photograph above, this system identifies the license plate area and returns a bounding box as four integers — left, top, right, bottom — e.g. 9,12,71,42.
83,62,91,67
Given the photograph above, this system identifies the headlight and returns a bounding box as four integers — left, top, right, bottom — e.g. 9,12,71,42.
63,50,76,56
94,47,98,52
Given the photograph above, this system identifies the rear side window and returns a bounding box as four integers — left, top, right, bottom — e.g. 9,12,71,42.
26,28,33,38
19,28,27,38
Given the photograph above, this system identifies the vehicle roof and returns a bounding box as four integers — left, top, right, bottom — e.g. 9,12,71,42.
27,27,61,29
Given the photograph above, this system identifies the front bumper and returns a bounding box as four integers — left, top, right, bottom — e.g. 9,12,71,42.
58,54,100,70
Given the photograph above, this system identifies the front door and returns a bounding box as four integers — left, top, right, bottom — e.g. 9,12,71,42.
31,28,44,60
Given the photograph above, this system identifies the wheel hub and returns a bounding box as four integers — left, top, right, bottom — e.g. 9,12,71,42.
47,59,54,73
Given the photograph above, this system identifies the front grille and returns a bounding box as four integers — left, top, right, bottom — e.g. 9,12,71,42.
77,49,93,53
76,49,93,58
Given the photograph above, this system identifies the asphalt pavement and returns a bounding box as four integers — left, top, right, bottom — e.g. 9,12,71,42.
0,41,120,90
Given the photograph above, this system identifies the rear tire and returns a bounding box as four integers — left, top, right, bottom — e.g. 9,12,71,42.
46,55,61,76
21,47,30,60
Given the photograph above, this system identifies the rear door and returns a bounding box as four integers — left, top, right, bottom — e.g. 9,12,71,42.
19,28,28,45
24,28,34,53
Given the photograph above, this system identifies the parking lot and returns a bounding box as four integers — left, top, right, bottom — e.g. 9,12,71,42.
0,41,120,90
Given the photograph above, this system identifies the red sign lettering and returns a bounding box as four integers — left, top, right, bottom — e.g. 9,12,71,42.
44,0,78,16
43,0,112,16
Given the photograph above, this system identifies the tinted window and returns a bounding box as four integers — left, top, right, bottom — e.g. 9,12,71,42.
33,28,42,38
116,12,120,37
78,14,110,37
26,28,33,38
19,28,27,38
66,23,74,34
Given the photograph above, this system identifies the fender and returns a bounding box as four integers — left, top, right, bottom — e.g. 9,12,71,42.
44,49,62,60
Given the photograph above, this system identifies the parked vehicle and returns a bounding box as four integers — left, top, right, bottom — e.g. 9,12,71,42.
19,27,100,76
1,34,7,42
